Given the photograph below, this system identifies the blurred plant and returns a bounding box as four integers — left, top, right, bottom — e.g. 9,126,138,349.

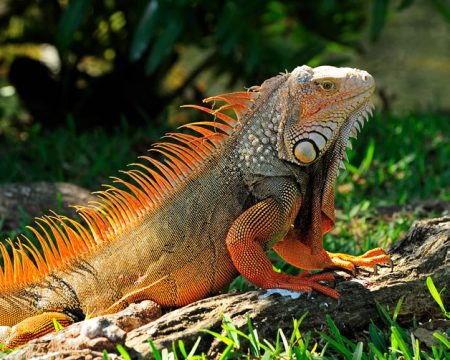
1,0,448,132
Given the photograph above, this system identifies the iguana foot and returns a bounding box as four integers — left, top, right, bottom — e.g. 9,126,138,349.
274,235,392,275
326,248,392,275
264,271,340,299
0,312,74,349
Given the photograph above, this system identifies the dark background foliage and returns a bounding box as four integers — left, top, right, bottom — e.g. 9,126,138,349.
1,0,447,131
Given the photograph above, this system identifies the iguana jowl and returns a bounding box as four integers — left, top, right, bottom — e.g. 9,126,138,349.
0,65,390,348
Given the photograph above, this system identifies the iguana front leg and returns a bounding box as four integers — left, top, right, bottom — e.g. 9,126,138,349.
0,312,74,349
226,178,339,299
274,228,391,274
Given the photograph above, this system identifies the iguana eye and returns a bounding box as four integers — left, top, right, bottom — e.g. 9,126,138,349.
318,81,336,91
293,140,318,164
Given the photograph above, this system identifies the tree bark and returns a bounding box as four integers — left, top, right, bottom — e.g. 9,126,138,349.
0,182,95,231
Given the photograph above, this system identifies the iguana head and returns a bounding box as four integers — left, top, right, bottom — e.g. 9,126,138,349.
276,65,375,166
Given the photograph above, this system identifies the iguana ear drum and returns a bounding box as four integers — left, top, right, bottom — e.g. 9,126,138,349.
293,139,319,164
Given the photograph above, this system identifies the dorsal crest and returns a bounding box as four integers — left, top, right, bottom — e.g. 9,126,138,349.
0,90,258,291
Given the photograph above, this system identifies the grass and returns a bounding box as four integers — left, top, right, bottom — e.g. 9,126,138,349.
0,116,168,188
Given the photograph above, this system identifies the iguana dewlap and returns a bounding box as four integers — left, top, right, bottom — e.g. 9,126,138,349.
0,65,390,348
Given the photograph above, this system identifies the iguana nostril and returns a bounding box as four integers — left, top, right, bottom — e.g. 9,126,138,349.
294,140,318,164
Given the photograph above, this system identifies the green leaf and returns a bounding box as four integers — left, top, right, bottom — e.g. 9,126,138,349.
391,326,412,360
187,337,202,358
370,0,389,42
129,0,160,61
200,329,234,346
325,315,344,345
247,316,260,357
318,332,354,359
369,322,387,353
376,302,395,326
56,0,92,56
393,297,404,321
222,314,240,347
52,318,63,331
352,342,363,360
413,336,420,360
434,333,450,349
359,138,375,174
397,0,415,10
171,341,179,360
219,343,234,360
148,339,162,360
426,276,448,315
178,340,187,358
431,0,450,22
279,327,289,353
146,19,183,74
368,343,385,359
116,345,131,360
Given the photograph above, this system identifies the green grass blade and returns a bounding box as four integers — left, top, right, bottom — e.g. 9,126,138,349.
352,342,363,360
391,326,412,360
426,277,448,315
393,297,404,321
148,339,163,360
187,337,202,358
293,347,303,359
171,341,179,360
219,343,234,360
116,345,131,360
369,322,387,353
434,332,450,349
247,316,260,357
325,315,357,350
431,345,439,359
178,340,187,358
52,318,63,331
222,314,240,347
320,342,329,357
200,329,234,346
359,138,375,174
368,342,385,360
279,328,289,353
318,332,354,359
413,336,420,360
262,339,276,353
325,315,344,346
274,327,281,353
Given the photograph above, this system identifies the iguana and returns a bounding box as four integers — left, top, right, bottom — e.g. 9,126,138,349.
0,65,390,348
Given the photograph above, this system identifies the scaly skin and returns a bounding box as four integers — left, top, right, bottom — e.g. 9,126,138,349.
0,65,390,348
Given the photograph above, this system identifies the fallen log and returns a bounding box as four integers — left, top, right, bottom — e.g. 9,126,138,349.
0,182,95,231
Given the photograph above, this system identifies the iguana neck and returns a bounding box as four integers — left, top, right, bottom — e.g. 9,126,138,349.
294,121,353,252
